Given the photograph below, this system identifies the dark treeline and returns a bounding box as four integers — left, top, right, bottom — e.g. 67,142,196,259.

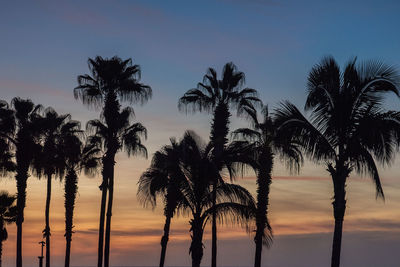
0,56,399,267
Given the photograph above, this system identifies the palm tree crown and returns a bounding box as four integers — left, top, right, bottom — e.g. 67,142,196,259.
74,56,152,113
178,62,261,160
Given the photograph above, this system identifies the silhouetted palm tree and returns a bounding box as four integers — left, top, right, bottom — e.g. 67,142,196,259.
33,108,79,267
74,56,151,267
274,57,400,267
179,131,255,267
87,107,147,267
59,132,101,267
9,98,42,267
0,191,17,267
138,138,185,267
178,62,261,267
231,105,303,267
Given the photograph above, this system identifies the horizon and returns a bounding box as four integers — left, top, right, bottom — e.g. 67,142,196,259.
1,0,400,267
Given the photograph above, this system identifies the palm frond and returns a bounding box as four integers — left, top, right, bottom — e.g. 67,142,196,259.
274,101,336,162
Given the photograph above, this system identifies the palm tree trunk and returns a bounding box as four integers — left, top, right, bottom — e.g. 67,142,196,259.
211,185,217,267
97,182,107,267
97,158,109,267
0,219,3,267
190,218,204,267
64,169,78,267
45,173,52,267
254,167,272,267
101,90,119,267
0,239,2,267
330,170,347,267
210,102,230,267
16,168,28,267
159,214,172,267
103,156,115,267
65,239,71,267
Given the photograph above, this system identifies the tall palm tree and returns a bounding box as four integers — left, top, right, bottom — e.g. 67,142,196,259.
230,105,303,267
10,98,42,267
274,57,400,267
74,56,151,267
33,108,80,267
138,138,185,267
178,62,261,267
59,133,101,267
0,191,17,267
180,131,255,267
87,107,148,267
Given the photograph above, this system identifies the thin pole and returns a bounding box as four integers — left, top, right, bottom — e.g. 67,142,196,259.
38,241,45,267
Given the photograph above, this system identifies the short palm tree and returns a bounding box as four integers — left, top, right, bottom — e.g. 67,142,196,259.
138,138,185,267
178,131,256,267
10,98,42,267
87,106,148,267
178,62,261,267
74,56,151,267
33,108,80,267
59,132,101,267
274,57,400,267
0,191,17,267
231,105,303,267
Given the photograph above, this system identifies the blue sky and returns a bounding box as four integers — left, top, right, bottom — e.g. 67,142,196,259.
1,1,400,266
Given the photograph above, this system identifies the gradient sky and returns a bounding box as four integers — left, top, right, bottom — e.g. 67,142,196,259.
1,0,400,266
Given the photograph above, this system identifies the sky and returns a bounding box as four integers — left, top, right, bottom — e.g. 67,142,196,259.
1,0,400,266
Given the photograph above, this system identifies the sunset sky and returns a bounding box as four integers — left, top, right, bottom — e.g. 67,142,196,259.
1,0,400,266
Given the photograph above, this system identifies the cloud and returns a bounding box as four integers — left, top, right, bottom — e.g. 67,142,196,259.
77,226,189,237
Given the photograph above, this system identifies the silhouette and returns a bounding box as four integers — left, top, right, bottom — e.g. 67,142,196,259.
182,131,256,267
33,108,79,267
231,105,303,267
0,101,16,175
38,241,45,267
140,131,255,267
274,57,400,267
8,98,42,267
74,56,152,267
58,125,101,267
178,62,261,267
0,191,17,267
138,138,185,267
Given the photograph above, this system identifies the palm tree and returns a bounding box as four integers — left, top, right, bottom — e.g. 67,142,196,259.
274,57,400,267
87,107,148,267
32,108,80,267
230,105,303,267
0,191,17,267
180,131,255,267
138,138,185,267
74,56,151,267
9,98,42,267
59,132,101,267
178,62,261,267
